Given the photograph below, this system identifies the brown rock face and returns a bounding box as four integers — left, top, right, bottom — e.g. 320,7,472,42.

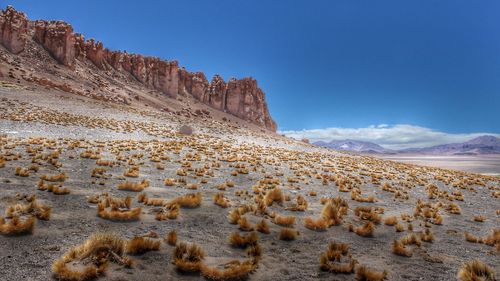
0,6,277,131
33,20,75,68
225,78,277,131
0,6,28,54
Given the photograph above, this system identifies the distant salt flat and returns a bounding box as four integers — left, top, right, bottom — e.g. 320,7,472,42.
379,154,500,176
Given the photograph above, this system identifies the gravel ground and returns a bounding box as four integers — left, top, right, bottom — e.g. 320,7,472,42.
0,87,498,281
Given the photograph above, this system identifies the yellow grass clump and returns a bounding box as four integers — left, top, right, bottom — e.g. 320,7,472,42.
392,240,412,257
168,193,202,208
473,215,486,222
320,241,357,274
256,219,270,234
41,172,68,182
229,232,258,248
420,229,434,243
173,242,205,273
465,232,483,244
15,167,30,177
125,236,161,255
5,199,51,221
97,200,141,222
124,166,140,177
264,188,284,206
118,179,150,192
457,260,496,281
482,229,499,247
156,204,180,220
273,214,296,227
384,216,397,226
164,178,175,186
47,184,71,195
349,222,375,237
201,259,258,281
304,217,329,231
355,265,388,281
165,230,177,246
279,228,299,241
213,193,230,208
52,233,131,281
0,215,35,235
238,216,254,231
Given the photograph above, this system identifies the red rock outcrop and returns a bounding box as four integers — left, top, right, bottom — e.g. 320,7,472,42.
0,6,277,131
225,78,277,131
33,20,75,68
0,6,28,54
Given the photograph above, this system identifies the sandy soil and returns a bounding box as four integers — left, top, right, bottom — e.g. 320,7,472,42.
0,86,498,281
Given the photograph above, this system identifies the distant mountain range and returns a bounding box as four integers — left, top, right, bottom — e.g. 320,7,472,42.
313,139,396,154
313,135,500,155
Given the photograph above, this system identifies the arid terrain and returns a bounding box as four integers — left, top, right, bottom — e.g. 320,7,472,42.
0,86,499,281
0,6,499,281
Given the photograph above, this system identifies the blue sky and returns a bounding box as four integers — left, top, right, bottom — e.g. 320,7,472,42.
5,1,500,147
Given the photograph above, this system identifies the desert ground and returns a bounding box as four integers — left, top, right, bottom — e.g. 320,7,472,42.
0,86,498,281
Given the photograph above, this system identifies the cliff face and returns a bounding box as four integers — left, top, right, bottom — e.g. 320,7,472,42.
0,6,28,54
33,20,75,68
0,6,277,131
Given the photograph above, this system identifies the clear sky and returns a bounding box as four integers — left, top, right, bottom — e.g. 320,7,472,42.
5,1,500,147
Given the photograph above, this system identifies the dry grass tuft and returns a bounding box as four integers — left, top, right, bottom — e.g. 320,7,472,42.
320,198,348,227
420,229,434,243
392,240,412,257
173,242,205,273
15,167,30,177
126,236,160,255
0,215,35,235
304,217,329,231
168,193,202,208
118,179,150,192
41,172,67,182
213,193,230,208
238,216,254,231
465,232,483,244
264,188,284,206
350,222,375,237
164,178,175,186
6,200,51,220
52,233,131,281
256,219,270,234
473,215,486,222
279,228,299,241
166,230,177,246
156,204,180,220
97,200,141,222
482,229,499,247
273,214,295,227
457,259,496,281
320,241,357,274
355,265,388,281
201,258,258,281
229,232,258,248
384,216,397,226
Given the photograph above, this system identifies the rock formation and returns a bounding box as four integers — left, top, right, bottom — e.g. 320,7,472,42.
0,6,28,54
0,6,277,131
33,20,75,68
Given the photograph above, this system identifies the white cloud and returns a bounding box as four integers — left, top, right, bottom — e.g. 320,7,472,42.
279,124,500,150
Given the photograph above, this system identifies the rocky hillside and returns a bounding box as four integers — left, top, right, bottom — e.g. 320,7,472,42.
0,6,277,131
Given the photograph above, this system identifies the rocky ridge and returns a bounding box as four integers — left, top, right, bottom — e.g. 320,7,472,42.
0,6,276,131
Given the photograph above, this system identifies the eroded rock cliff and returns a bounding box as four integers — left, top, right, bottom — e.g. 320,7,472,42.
0,6,277,131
